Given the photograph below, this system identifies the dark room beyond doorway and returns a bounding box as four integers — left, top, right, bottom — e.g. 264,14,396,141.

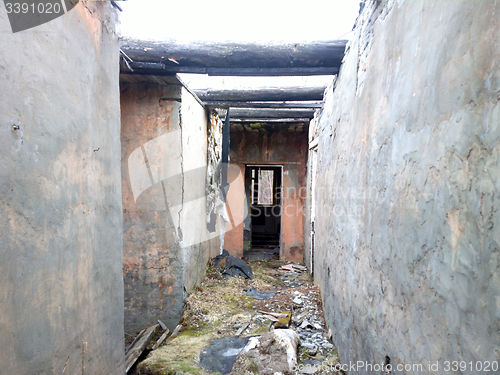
244,165,282,259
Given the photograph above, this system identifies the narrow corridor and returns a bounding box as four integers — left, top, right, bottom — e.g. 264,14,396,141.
131,257,337,374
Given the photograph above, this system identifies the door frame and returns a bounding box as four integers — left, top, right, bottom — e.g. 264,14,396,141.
244,164,284,256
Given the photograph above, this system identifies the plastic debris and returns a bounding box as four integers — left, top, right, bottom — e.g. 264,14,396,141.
199,336,250,374
212,250,254,279
245,286,276,299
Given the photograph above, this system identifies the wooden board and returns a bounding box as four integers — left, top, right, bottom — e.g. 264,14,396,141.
120,38,347,69
223,108,315,119
205,101,323,109
206,67,338,76
125,324,160,373
151,328,170,351
194,86,326,102
229,118,311,123
122,66,338,76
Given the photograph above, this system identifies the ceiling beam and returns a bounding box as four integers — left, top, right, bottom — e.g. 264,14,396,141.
223,108,315,119
206,67,338,76
123,63,338,76
120,38,347,71
204,101,323,109
194,86,326,102
228,118,311,123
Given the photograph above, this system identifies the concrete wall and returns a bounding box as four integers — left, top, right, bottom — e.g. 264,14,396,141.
311,0,500,372
227,124,307,261
121,82,221,334
0,2,124,374
224,163,247,255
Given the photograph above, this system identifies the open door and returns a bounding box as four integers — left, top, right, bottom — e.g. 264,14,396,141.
244,165,282,258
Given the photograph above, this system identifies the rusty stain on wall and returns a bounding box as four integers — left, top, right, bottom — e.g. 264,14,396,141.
121,82,221,334
0,2,124,374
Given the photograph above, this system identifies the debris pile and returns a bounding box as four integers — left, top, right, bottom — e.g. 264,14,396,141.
133,261,342,375
279,263,308,273
278,263,308,288
233,329,300,375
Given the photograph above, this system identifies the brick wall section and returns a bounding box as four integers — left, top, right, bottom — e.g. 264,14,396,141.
121,83,221,334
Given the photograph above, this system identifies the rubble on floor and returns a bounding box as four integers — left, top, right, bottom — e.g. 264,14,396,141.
278,264,307,273
133,260,343,375
232,329,299,375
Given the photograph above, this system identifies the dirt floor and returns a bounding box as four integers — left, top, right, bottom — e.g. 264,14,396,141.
132,259,343,375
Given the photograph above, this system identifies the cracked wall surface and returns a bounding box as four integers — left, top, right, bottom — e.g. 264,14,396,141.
121,83,221,334
311,0,500,372
0,2,124,374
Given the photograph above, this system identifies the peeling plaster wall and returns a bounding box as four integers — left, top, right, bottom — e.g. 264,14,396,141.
206,111,225,238
180,87,221,292
228,125,308,261
0,2,124,374
311,0,500,372
121,83,221,334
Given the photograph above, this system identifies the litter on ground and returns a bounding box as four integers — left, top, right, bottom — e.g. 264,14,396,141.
213,250,254,279
129,259,343,375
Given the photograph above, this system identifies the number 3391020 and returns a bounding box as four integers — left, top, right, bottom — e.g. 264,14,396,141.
443,361,498,372
5,2,62,14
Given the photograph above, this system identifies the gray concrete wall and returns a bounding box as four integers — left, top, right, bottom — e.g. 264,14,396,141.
311,0,500,373
0,2,124,374
121,82,221,334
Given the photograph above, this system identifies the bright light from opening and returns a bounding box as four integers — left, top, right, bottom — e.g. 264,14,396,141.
120,0,360,42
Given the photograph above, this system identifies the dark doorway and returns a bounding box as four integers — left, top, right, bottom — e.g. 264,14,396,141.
244,166,282,255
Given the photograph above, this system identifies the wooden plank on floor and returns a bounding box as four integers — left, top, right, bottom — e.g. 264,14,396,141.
151,328,170,351
125,324,160,373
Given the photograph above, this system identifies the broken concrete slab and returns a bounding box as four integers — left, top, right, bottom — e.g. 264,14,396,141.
299,320,321,330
